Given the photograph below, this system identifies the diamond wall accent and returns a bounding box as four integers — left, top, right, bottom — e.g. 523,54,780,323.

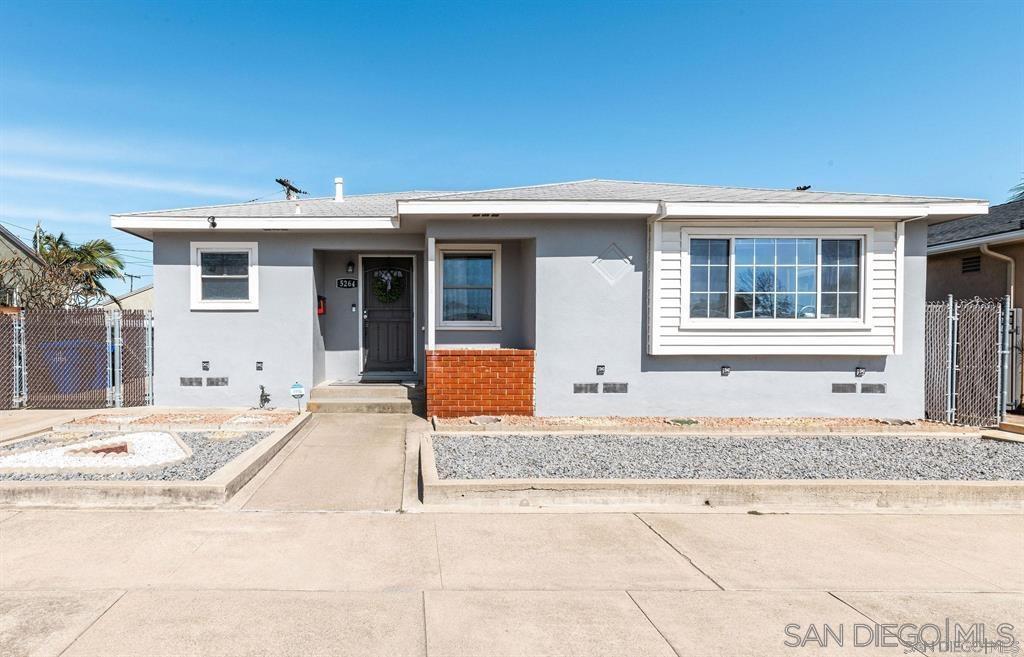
592,243,633,284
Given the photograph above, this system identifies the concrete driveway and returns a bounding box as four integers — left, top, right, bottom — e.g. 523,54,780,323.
1,414,1021,656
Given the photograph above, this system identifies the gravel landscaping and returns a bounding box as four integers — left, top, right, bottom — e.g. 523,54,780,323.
432,433,1024,481
0,430,270,482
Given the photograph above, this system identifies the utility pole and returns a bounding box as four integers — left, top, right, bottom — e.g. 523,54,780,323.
125,273,142,292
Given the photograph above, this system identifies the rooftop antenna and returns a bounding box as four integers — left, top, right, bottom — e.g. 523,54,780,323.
795,185,812,191
275,178,308,200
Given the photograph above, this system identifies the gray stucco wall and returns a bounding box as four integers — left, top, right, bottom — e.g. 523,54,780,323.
152,231,424,407
429,218,927,419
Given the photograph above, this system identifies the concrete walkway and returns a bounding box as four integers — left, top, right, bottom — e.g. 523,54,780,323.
236,413,409,512
1,413,1021,656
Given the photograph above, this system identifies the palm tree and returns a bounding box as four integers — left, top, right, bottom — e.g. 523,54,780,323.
1011,177,1024,202
35,230,125,305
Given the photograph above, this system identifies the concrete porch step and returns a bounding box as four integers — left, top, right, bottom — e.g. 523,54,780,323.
311,383,416,400
306,398,414,414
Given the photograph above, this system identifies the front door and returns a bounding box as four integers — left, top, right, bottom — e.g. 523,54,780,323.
362,256,414,373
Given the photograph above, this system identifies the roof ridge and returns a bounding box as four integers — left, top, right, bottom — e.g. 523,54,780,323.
417,179,600,200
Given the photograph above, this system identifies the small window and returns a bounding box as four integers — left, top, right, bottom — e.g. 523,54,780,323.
190,242,258,310
437,244,501,328
961,255,981,273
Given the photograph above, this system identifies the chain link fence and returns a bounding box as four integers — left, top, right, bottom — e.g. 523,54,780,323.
2,309,153,409
924,295,1016,427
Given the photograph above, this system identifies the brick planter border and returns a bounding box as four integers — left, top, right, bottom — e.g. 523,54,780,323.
426,349,535,418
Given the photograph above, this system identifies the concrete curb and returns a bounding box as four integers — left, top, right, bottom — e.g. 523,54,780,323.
0,413,311,509
419,433,1024,513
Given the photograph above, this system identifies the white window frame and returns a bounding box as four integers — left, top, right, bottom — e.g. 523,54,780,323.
190,241,259,311
436,243,502,330
680,227,873,329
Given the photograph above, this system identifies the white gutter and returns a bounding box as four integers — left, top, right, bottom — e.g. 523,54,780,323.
927,229,1024,255
981,244,1015,303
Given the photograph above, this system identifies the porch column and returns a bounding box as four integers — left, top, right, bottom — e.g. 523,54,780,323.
426,236,436,349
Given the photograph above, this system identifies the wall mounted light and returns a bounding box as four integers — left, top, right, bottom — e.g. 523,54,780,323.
351,303,357,313
720,365,731,377
855,367,866,378
346,261,355,274
207,216,217,228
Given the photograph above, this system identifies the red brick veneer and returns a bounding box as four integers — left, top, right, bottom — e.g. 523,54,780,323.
425,349,535,418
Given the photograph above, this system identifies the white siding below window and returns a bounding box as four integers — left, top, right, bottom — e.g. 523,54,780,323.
649,221,901,355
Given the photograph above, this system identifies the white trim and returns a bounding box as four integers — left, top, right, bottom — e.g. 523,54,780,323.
397,199,987,219
678,227,874,330
112,215,399,233
436,243,502,330
426,237,436,349
189,241,258,311
927,229,1024,254
894,222,905,355
357,254,418,377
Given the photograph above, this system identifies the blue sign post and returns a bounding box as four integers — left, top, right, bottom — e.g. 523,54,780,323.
290,382,305,413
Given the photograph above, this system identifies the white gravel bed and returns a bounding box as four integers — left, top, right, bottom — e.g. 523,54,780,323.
431,434,1024,481
0,431,270,482
0,432,186,471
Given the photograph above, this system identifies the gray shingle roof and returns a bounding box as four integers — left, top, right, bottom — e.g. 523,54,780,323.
115,179,983,219
420,179,982,204
114,191,445,218
928,200,1024,246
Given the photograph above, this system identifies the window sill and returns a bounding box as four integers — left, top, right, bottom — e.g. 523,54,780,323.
438,324,502,331
680,318,870,330
191,301,259,311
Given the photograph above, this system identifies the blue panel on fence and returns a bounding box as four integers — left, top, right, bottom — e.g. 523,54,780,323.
38,339,112,394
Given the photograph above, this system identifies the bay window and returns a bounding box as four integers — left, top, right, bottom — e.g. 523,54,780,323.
688,236,862,321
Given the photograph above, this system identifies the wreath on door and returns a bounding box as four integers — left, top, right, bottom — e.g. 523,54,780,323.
372,269,405,304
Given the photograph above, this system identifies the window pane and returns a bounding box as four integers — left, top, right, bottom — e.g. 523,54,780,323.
776,294,796,318
708,293,728,318
797,239,817,264
776,239,796,265
690,266,708,292
820,294,838,318
735,266,754,293
838,294,859,318
837,240,859,265
821,267,838,292
797,267,816,292
796,294,817,318
821,240,838,265
735,239,754,265
690,239,709,265
709,240,729,265
689,293,709,318
838,267,858,292
734,294,753,318
444,254,492,287
443,288,492,321
776,267,795,293
201,277,249,300
755,294,774,317
709,267,728,292
755,239,774,263
201,252,248,276
755,267,774,292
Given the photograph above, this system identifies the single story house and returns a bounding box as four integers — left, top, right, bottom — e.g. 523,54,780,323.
111,179,987,418
0,224,45,308
927,199,1024,305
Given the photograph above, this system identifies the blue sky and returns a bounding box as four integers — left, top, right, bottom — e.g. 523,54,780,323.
1,0,1022,296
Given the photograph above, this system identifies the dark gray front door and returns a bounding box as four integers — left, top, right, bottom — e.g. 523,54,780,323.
362,257,414,373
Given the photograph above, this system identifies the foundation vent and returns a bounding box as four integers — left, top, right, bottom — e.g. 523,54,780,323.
180,377,203,387
602,383,628,394
831,383,857,393
206,377,229,387
861,383,887,394
573,383,599,394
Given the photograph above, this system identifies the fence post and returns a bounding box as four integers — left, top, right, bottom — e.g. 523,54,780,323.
145,310,154,406
999,294,1011,423
112,310,123,408
12,312,27,408
946,294,958,424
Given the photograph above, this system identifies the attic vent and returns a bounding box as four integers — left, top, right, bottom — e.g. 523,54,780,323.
961,255,981,273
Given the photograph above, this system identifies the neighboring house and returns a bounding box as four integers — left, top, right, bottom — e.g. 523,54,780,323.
101,284,154,310
0,224,45,307
111,178,986,417
927,200,1024,305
